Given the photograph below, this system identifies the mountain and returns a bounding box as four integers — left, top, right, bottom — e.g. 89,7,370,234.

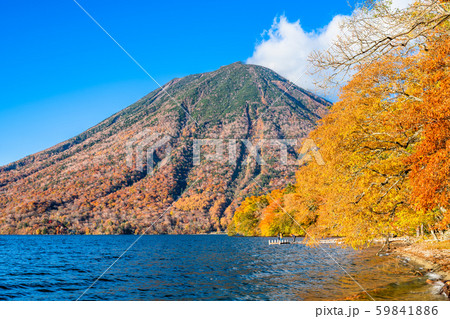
0,62,331,234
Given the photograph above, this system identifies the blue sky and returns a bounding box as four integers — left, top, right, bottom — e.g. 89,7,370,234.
0,0,354,166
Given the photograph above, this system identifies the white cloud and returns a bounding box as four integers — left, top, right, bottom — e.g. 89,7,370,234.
391,0,414,9
246,0,415,101
247,15,345,100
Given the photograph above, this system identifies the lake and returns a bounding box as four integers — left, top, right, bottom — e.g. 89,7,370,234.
0,235,445,301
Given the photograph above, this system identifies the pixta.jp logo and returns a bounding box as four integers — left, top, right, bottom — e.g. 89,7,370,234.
193,138,325,166
126,130,172,175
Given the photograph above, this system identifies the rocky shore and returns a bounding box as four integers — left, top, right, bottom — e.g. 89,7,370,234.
393,241,450,300
393,241,450,277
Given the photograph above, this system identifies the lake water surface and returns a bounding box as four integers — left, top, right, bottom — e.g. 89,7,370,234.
0,235,446,300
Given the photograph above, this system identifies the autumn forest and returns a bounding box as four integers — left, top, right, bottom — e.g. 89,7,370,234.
230,0,450,247
0,0,449,249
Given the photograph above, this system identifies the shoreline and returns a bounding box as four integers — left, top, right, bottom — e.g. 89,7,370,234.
392,242,450,280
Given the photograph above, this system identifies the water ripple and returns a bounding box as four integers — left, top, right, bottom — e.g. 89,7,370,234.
0,235,446,300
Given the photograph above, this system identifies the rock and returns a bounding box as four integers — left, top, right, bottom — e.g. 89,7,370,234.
439,280,450,300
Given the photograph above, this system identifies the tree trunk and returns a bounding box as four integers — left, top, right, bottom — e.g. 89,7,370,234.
376,234,390,255
430,227,439,242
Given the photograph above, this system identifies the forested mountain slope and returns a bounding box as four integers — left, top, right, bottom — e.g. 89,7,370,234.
0,62,330,234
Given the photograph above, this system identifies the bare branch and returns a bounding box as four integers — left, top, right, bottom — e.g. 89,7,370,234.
309,0,450,87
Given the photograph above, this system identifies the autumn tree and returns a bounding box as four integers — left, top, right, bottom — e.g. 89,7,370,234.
311,0,450,86
401,31,450,228
231,0,450,246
